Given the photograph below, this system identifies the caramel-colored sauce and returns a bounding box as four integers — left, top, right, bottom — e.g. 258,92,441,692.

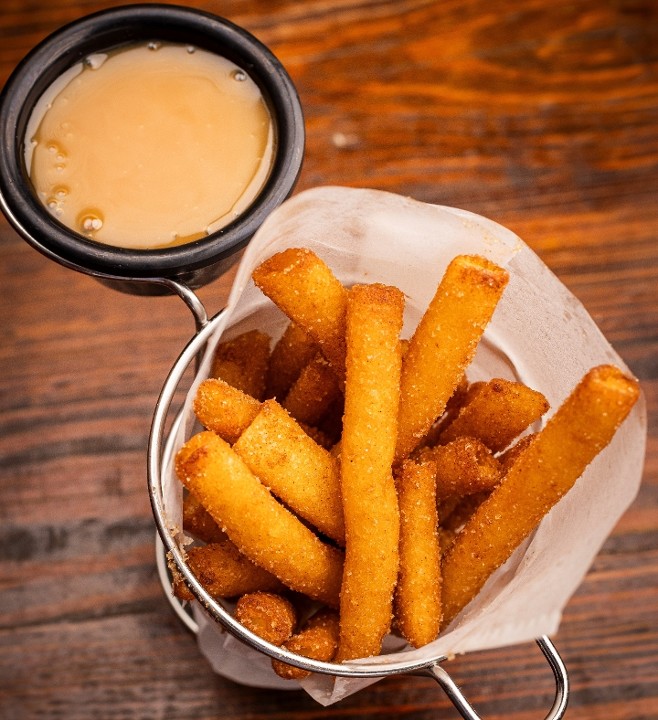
27,43,273,249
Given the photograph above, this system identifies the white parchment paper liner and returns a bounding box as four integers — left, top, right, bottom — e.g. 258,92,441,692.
162,186,647,705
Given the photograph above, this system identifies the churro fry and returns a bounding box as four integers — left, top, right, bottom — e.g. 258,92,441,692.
441,364,640,628
210,329,271,400
417,436,502,500
394,458,442,648
282,353,341,427
235,592,297,645
194,377,331,448
182,491,227,544
193,377,260,444
438,378,549,452
337,283,404,661
252,248,348,378
176,431,343,606
395,255,509,461
272,609,340,680
266,321,318,399
172,541,284,601
233,399,345,544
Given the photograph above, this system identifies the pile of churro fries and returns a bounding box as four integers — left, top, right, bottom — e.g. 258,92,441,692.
172,247,639,679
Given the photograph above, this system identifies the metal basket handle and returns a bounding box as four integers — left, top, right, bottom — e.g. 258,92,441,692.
422,636,568,720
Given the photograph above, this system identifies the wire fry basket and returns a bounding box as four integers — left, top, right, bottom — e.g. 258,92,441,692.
147,282,570,720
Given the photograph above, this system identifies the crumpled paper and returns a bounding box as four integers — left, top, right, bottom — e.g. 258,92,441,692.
162,186,646,705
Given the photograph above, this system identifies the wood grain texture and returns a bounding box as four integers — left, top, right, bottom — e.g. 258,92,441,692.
1,0,657,718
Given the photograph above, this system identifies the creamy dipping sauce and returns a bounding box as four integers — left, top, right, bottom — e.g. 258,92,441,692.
26,43,274,249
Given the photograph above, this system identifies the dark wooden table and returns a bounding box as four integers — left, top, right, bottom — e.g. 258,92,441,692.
1,1,657,718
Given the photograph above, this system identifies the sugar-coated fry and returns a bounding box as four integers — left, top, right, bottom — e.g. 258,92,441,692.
395,255,509,461
337,283,404,661
182,491,227,544
394,458,442,648
282,353,341,427
265,321,318,399
233,399,345,544
438,378,549,452
441,364,640,629
176,431,344,606
272,609,340,680
235,592,297,646
172,541,284,602
210,329,271,400
252,248,348,378
417,437,502,500
194,376,331,448
193,378,260,444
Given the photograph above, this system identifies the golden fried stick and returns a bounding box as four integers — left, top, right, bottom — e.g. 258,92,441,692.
337,283,404,661
266,321,318,399
210,329,271,400
252,248,348,378
394,458,442,648
182,491,227,544
438,378,549,452
176,431,343,606
417,436,502,500
233,399,345,544
282,353,341,427
272,609,340,680
235,592,297,645
395,255,509,461
194,376,332,448
193,378,260,444
441,364,640,629
172,541,284,601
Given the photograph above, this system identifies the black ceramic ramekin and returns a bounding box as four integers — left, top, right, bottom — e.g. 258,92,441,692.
0,4,304,293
